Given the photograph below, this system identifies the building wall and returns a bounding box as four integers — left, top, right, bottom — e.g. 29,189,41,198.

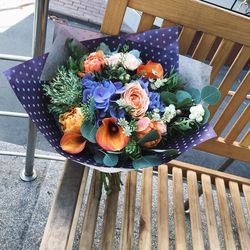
49,0,107,25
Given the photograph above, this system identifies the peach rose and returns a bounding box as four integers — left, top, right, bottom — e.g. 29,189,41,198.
122,81,149,118
83,50,105,73
59,107,84,133
136,117,166,148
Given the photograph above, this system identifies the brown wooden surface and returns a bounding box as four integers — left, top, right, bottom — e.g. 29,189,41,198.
173,167,187,250
40,160,85,250
137,13,155,32
139,168,153,250
120,171,137,250
157,165,169,250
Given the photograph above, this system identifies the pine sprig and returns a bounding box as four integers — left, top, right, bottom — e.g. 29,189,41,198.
43,67,83,115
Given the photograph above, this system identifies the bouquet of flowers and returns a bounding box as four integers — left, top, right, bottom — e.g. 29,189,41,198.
4,27,219,172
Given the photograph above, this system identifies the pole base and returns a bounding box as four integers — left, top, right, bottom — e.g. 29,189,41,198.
20,169,37,182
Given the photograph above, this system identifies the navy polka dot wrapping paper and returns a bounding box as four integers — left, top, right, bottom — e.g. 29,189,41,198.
4,27,217,172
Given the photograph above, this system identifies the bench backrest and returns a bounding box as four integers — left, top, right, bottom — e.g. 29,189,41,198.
100,0,250,163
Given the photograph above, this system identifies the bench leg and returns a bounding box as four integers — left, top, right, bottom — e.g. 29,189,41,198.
184,158,235,211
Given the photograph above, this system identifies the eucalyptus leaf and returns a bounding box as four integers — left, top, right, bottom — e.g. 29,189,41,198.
97,42,111,55
107,151,123,155
80,121,98,143
176,90,192,103
160,91,177,105
201,86,221,105
163,149,179,157
129,49,140,58
94,151,104,164
186,87,201,104
176,98,193,108
138,130,160,145
132,155,163,169
103,153,119,167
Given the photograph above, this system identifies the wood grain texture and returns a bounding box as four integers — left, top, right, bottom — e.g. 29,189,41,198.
224,103,250,143
66,167,89,250
243,184,250,217
173,167,187,250
179,27,196,55
187,171,204,250
120,171,137,250
128,0,250,46
100,175,120,250
192,33,216,61
100,0,128,35
167,161,250,187
209,39,235,83
195,137,250,163
214,70,250,135
201,174,221,249
161,19,175,28
209,45,250,118
40,160,85,250
229,181,250,249
215,178,236,250
79,170,102,250
137,13,155,32
139,168,153,250
239,129,250,147
157,165,169,250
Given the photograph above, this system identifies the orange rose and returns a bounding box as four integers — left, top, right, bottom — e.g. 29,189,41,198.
136,117,166,148
137,60,164,79
122,81,149,118
59,107,84,133
83,50,105,73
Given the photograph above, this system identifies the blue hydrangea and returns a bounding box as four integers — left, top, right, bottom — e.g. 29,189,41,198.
148,92,165,112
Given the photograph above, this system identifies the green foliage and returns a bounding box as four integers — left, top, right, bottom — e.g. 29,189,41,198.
201,86,221,105
201,106,210,124
138,130,160,145
125,139,141,160
176,90,192,103
132,155,164,169
80,121,98,143
43,67,83,115
158,69,183,92
170,117,199,135
96,42,111,55
160,91,177,105
103,153,119,167
186,87,201,104
66,38,88,59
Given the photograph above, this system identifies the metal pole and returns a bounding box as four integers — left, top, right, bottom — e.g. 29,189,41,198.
20,0,50,182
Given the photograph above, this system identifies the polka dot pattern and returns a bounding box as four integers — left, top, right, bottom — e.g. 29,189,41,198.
3,27,217,171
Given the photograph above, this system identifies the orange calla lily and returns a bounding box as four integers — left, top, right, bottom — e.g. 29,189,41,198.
137,60,164,79
96,117,129,151
60,132,86,154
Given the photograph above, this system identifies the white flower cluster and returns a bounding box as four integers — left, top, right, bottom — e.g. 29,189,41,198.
106,52,141,71
189,104,205,123
116,98,127,107
150,78,168,90
162,104,177,123
117,118,133,136
152,108,161,121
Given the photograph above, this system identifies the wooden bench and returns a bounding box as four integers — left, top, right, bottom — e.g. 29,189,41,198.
40,0,250,249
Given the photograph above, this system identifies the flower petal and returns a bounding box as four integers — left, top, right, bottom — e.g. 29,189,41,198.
60,132,86,154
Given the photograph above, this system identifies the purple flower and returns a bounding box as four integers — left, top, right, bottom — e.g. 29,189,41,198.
148,92,165,111
109,105,126,119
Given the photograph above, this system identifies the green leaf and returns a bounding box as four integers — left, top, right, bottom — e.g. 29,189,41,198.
89,97,95,122
66,38,88,59
103,153,119,167
94,152,104,164
107,151,123,154
176,90,192,103
201,86,221,105
138,130,160,145
163,149,179,157
201,105,210,124
132,155,163,169
97,42,111,55
160,91,177,105
186,87,201,104
80,121,98,143
176,98,193,108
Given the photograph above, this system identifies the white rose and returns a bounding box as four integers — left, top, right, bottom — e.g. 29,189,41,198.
106,53,122,67
122,53,141,71
189,104,205,123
